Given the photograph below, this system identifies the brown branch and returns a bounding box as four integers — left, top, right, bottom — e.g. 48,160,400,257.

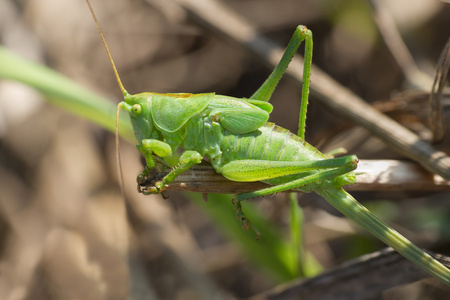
250,248,450,300
140,160,450,194
167,0,450,181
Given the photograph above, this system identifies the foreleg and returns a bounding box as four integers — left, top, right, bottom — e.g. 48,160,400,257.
140,150,202,195
136,138,202,196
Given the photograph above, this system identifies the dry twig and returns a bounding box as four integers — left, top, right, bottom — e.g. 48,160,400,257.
429,36,450,143
251,248,450,300
141,160,450,194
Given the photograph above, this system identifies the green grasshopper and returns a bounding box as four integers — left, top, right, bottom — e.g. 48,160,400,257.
85,0,450,285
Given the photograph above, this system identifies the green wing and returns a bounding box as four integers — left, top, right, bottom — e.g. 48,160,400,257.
151,93,214,132
211,108,269,134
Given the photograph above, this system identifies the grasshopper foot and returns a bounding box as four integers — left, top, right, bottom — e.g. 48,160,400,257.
137,173,147,192
139,181,168,196
137,168,169,196
232,196,261,240
137,168,152,192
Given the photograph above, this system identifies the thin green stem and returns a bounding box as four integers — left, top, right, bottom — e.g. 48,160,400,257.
317,187,450,286
289,193,304,277
0,46,134,142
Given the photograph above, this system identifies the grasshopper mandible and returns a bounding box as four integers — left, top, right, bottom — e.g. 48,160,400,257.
85,0,450,285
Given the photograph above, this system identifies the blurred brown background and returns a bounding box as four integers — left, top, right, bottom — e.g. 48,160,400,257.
0,0,449,299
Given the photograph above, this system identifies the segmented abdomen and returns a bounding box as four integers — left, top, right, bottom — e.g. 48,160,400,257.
218,123,326,166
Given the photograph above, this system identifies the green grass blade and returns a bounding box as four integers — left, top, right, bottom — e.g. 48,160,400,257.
317,187,450,286
289,193,323,278
289,193,303,277
0,46,134,142
190,193,322,282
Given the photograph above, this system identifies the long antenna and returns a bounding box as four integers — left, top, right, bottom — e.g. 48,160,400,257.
85,0,128,199
85,0,128,97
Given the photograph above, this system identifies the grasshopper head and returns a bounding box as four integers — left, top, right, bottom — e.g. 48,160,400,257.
119,92,155,143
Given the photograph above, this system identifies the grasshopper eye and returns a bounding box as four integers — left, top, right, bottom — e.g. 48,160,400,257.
131,104,142,116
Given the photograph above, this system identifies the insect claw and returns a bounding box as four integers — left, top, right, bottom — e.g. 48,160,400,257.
137,174,144,184
252,227,262,240
241,221,250,231
238,215,250,230
241,217,261,239
232,196,261,237
161,191,169,199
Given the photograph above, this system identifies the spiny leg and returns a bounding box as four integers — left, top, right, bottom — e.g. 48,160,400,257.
236,160,357,201
233,162,356,238
222,155,357,182
247,26,314,241
221,156,358,237
231,197,262,239
250,25,313,139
